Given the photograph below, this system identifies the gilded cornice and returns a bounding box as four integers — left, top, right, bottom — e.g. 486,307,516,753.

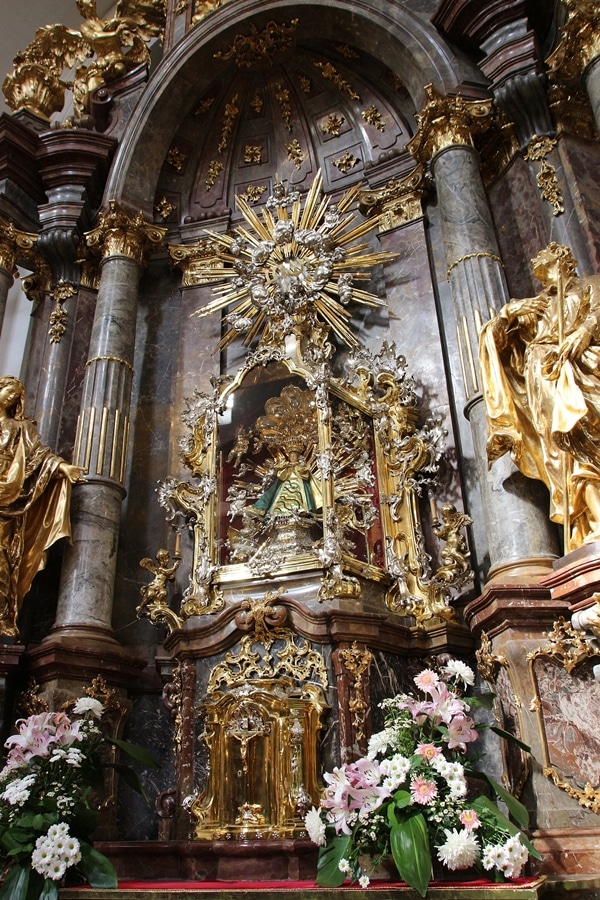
357,165,428,231
407,84,493,166
547,0,600,83
0,219,38,275
85,201,166,266
168,239,223,285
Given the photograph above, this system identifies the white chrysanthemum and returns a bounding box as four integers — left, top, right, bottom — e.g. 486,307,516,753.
32,825,81,880
379,754,411,790
359,874,370,887
366,729,390,760
338,858,351,874
305,807,326,846
65,747,84,767
436,828,480,871
442,660,475,687
1,773,36,806
73,697,104,719
499,836,528,878
447,775,468,798
482,844,505,870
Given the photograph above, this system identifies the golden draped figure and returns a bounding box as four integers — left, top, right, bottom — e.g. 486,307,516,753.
0,377,86,637
479,242,600,550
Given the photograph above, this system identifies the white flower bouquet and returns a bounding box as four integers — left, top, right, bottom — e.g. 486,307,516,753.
305,661,541,896
0,698,157,900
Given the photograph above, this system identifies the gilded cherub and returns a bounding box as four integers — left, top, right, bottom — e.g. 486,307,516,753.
137,549,180,615
433,504,473,584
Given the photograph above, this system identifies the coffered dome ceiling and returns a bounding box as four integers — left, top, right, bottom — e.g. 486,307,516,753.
153,31,416,225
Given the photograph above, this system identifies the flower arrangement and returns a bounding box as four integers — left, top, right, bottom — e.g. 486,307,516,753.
305,661,541,896
0,697,157,900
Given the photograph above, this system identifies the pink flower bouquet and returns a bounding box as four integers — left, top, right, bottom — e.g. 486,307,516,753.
0,699,157,900
305,661,541,896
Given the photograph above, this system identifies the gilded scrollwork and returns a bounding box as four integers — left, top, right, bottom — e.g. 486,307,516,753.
547,0,600,84
192,591,328,839
525,136,564,217
213,19,299,69
2,0,166,121
528,617,600,812
338,641,372,743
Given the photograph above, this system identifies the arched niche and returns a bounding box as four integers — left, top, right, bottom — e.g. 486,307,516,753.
104,0,486,213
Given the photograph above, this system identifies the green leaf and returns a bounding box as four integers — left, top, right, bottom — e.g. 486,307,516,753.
104,763,150,802
468,692,496,710
108,739,159,768
0,863,30,900
38,880,58,900
390,813,431,898
78,843,118,889
69,804,101,839
393,789,412,809
490,726,531,753
315,834,352,887
486,775,530,829
24,870,44,900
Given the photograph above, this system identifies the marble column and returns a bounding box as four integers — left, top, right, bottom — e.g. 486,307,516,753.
52,202,166,647
0,219,37,342
408,86,559,575
32,130,116,448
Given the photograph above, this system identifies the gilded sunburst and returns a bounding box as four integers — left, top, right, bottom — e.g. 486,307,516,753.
192,170,392,351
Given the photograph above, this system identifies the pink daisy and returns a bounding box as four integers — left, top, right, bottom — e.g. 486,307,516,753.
415,743,441,761
414,669,440,694
459,809,481,831
410,775,438,805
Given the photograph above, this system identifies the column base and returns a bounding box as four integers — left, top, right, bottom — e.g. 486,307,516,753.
27,625,146,694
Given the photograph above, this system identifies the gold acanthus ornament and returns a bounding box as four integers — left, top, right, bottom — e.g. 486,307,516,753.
479,241,600,551
0,220,38,276
547,0,600,84
0,377,87,637
2,0,166,121
85,201,166,266
407,84,494,165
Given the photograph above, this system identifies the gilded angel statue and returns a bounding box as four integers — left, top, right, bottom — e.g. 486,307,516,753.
479,242,600,550
2,0,166,121
0,377,86,637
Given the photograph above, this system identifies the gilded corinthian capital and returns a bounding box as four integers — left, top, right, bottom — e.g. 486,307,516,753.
547,0,600,83
85,201,166,266
407,84,493,165
0,219,38,276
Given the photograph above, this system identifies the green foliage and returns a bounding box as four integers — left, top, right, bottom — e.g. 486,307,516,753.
315,834,352,887
390,812,431,898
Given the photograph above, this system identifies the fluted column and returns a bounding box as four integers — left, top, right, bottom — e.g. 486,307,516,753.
0,219,37,340
408,86,559,575
548,0,600,133
52,202,165,646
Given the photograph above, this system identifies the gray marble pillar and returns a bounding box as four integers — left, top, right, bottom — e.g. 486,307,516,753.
34,285,79,449
53,205,165,645
432,143,560,573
